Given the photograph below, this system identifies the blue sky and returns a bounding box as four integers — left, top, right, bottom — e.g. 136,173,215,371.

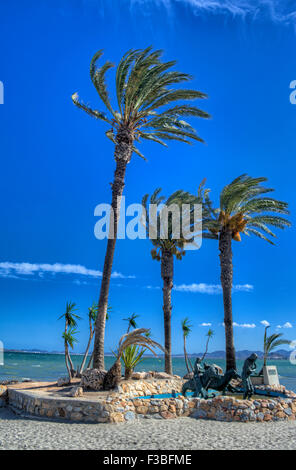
0,0,295,355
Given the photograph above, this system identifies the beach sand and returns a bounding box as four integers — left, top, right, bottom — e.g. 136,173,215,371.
0,406,296,450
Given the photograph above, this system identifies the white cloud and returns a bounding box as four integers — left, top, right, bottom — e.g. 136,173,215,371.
260,320,270,327
200,322,212,326
132,0,296,26
277,322,293,329
174,283,253,294
233,322,256,328
0,261,135,281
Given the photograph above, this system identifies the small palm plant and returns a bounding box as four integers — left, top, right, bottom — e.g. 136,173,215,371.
259,326,291,374
59,302,81,379
72,47,210,370
204,175,291,370
79,303,98,374
142,188,202,375
123,313,139,333
181,318,193,374
62,328,78,382
122,313,141,378
122,345,146,380
201,328,214,361
103,328,165,390
122,330,151,379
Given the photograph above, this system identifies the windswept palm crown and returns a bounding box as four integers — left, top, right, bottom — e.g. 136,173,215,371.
59,302,80,328
116,328,165,359
142,188,202,260
72,46,210,160
263,326,291,366
204,175,291,243
181,318,192,338
123,313,139,332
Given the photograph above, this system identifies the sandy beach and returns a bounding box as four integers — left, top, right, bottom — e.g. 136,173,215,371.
1,406,296,450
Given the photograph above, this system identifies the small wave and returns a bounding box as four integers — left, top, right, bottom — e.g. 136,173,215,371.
32,365,41,368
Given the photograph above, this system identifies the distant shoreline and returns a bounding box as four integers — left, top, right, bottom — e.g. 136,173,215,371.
3,349,291,360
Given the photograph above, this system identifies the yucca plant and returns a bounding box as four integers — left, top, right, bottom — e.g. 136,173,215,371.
72,47,210,370
181,317,193,374
204,175,291,370
62,328,78,382
59,302,81,379
79,303,98,374
201,328,214,361
142,187,204,375
103,328,165,390
259,326,291,374
122,344,146,380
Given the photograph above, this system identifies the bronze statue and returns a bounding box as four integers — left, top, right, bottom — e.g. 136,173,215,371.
241,353,257,399
182,358,241,399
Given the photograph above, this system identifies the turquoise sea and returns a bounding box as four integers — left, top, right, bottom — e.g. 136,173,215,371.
1,352,296,392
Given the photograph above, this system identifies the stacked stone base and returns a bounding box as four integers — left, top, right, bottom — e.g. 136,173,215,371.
5,379,296,424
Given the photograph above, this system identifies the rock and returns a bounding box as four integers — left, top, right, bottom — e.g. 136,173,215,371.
80,369,107,391
69,386,83,397
192,409,207,419
153,372,173,379
124,411,135,421
0,398,6,408
57,377,70,387
131,372,146,380
160,411,175,419
0,385,7,398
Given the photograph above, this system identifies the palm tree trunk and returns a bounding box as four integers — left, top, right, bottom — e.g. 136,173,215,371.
219,228,236,371
183,336,190,374
201,337,209,362
93,128,133,370
79,332,93,374
161,250,174,375
87,351,94,369
103,358,122,390
64,343,72,382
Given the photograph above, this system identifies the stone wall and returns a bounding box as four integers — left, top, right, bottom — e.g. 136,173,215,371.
116,377,183,398
6,380,296,424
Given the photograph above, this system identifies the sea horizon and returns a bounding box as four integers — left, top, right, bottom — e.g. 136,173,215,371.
1,351,296,393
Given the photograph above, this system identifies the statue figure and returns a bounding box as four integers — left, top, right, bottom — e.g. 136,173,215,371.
241,353,257,399
192,357,208,398
182,358,241,399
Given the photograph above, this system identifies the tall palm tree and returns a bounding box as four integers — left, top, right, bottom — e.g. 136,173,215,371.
181,317,193,374
123,313,139,333
79,303,98,374
86,305,112,369
103,328,164,390
59,302,80,378
142,188,201,374
72,47,210,369
259,326,291,374
204,175,291,370
201,328,214,361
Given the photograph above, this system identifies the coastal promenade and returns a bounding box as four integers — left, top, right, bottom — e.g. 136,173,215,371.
0,406,296,450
